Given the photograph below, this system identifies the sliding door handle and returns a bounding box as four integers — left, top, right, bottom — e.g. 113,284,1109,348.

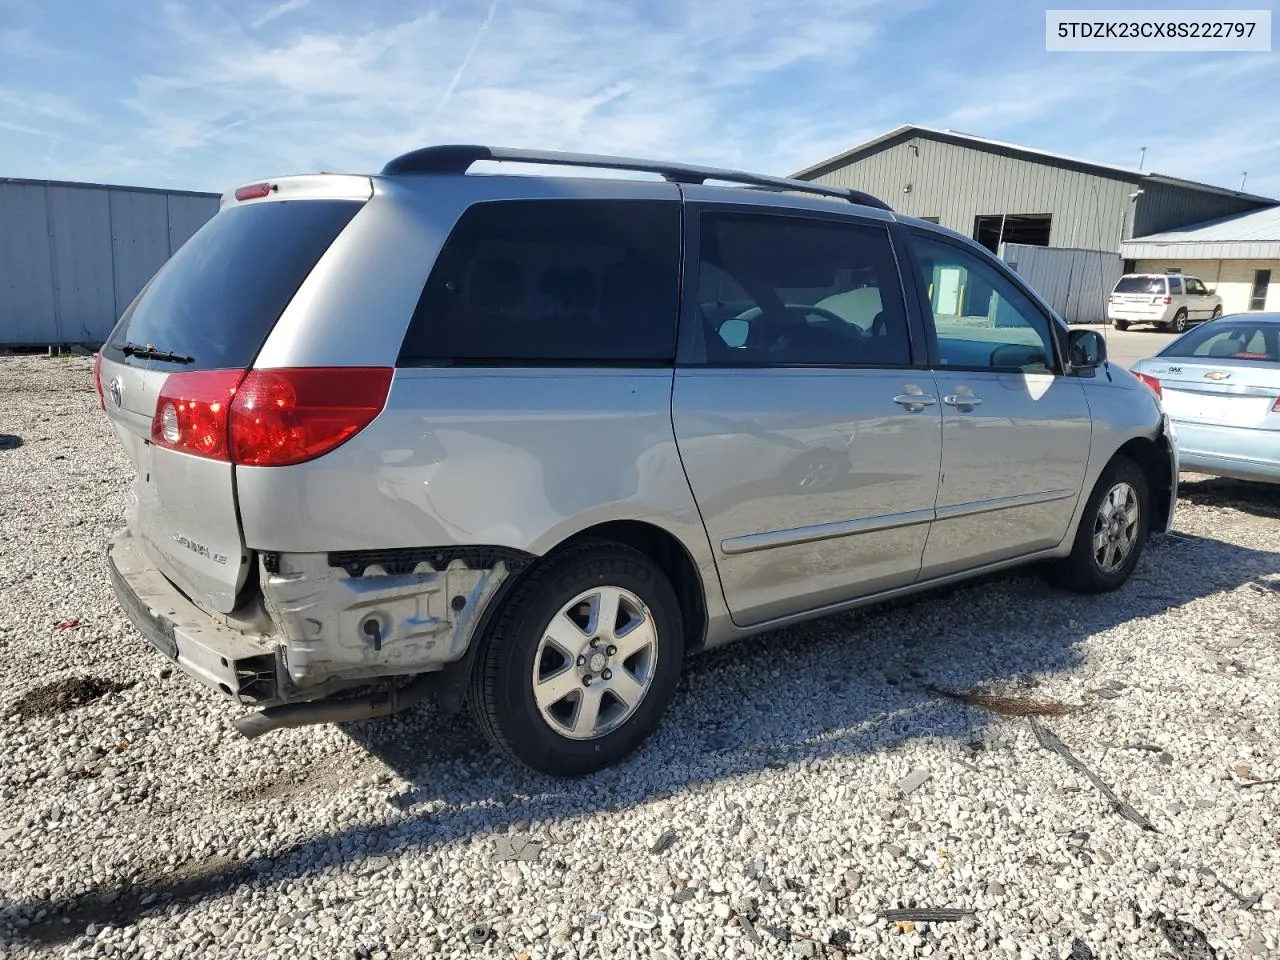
893,394,938,410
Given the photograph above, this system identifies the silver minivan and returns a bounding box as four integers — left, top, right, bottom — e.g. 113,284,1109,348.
98,147,1178,775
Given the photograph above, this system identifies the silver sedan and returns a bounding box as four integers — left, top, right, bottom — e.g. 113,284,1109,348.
1131,313,1280,484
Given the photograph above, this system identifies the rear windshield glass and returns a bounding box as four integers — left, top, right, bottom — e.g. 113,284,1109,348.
105,199,362,370
1160,321,1280,362
400,199,681,365
1114,276,1166,294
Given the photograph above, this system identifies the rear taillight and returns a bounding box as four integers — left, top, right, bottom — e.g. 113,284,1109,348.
92,352,105,410
1162,296,1172,304
1135,372,1162,398
151,368,392,466
1272,397,1280,413
151,370,245,460
229,368,393,466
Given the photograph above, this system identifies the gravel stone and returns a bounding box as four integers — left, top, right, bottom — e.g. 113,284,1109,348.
1,356,1277,960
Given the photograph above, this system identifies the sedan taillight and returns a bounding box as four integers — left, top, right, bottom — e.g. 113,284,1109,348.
1135,372,1162,398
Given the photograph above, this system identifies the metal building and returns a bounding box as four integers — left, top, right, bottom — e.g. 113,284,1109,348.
1,178,220,347
1121,203,1280,315
792,125,1276,255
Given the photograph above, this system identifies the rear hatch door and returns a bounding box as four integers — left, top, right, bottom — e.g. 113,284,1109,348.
99,187,367,613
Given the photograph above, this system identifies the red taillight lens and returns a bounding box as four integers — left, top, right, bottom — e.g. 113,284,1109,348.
228,367,393,466
1135,372,1162,398
1163,296,1172,304
151,370,246,460
235,182,273,201
151,367,391,465
92,352,105,410
1272,397,1280,413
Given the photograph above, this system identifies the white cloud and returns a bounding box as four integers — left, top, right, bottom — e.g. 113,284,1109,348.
67,0,924,189
251,0,311,30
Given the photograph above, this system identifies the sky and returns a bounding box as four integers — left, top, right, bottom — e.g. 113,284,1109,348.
1,0,1277,197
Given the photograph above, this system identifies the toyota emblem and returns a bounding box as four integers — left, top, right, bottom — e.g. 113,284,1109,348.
107,376,123,408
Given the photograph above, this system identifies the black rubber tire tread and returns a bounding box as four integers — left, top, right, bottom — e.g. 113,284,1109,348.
1112,320,1129,331
468,539,684,777
1047,455,1151,594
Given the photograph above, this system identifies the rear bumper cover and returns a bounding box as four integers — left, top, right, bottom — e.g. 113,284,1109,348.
1174,419,1280,483
108,529,281,704
107,528,529,708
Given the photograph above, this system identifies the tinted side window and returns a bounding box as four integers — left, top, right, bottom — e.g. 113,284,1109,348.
106,200,363,371
910,234,1056,373
400,199,680,364
696,212,910,366
1168,276,1184,295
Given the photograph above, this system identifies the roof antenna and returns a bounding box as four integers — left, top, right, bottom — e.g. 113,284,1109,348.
1137,146,1146,171
1239,171,1248,190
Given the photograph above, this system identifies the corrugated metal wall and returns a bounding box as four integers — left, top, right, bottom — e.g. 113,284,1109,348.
0,179,219,346
1132,182,1265,238
1001,243,1124,325
808,135,1136,250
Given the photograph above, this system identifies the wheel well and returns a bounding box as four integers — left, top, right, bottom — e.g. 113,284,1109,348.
1114,436,1174,532
559,520,709,654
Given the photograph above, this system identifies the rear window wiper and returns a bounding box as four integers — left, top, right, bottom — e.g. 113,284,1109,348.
121,342,196,364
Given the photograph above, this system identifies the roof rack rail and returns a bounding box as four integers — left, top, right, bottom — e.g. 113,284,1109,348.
380,145,892,211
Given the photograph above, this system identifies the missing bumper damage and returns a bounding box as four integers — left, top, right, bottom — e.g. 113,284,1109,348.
261,549,527,691
108,528,529,715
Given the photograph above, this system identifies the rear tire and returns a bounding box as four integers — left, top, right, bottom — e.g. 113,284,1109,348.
1112,320,1129,332
468,540,684,776
1168,310,1188,333
1046,456,1150,594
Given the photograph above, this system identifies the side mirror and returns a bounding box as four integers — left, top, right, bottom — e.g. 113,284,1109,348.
1068,328,1106,369
718,318,749,349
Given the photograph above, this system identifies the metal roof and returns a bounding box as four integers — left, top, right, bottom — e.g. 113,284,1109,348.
791,124,1277,205
1121,204,1280,260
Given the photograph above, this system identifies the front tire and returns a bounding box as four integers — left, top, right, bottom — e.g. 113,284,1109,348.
468,541,684,776
1211,307,1223,320
1047,456,1150,594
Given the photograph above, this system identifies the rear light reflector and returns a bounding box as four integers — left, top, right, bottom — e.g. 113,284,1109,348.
234,182,273,201
229,367,393,466
150,367,392,466
151,370,246,460
92,352,106,410
1135,372,1162,398
1272,397,1280,413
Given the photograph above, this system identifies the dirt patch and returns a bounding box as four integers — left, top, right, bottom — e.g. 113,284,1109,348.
226,753,386,805
12,676,135,720
924,683,1083,717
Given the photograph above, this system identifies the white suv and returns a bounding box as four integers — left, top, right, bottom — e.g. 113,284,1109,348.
1109,273,1222,333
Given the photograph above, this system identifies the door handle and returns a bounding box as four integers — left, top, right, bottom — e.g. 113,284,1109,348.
943,394,984,409
893,394,938,410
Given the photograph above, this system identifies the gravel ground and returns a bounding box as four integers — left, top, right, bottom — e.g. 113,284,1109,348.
1,354,1277,960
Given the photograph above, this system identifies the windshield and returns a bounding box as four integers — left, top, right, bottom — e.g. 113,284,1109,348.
1114,276,1166,295
1160,321,1280,362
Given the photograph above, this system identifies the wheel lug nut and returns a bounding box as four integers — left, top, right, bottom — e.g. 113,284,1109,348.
606,645,617,656
582,676,592,687
576,655,586,666
602,669,612,680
